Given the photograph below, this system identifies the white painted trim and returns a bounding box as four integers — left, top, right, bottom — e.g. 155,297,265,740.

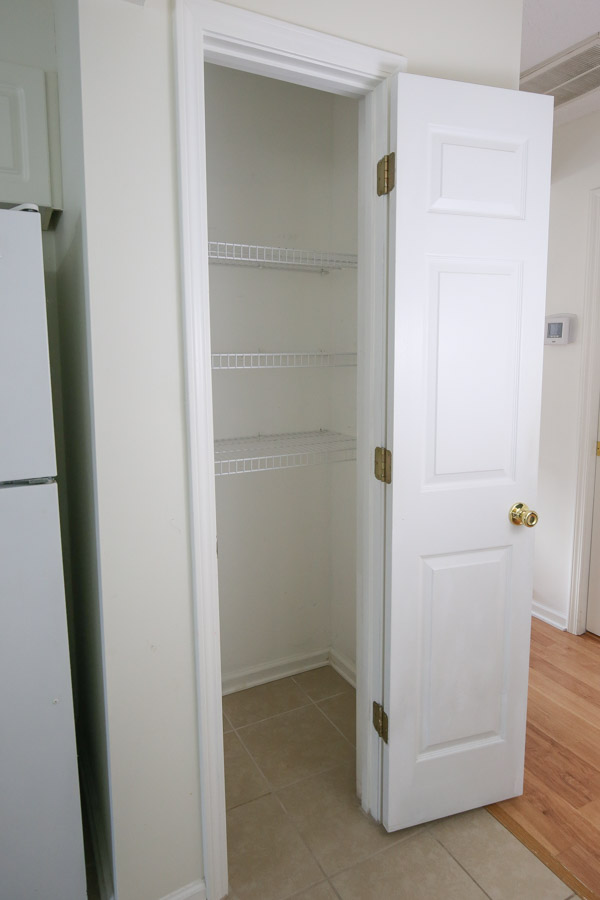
222,650,330,695
174,4,228,899
79,755,115,900
197,0,402,98
329,647,357,687
160,879,207,900
568,189,600,635
222,648,357,695
174,2,405,896
532,601,568,631
355,76,390,821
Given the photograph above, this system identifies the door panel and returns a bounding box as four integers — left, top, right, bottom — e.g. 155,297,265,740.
0,209,56,482
383,73,553,830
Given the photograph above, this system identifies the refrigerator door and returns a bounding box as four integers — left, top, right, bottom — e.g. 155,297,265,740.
0,208,56,482
0,482,86,900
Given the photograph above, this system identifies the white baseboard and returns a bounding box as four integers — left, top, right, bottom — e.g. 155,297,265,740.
79,754,115,900
328,647,356,687
160,878,207,900
222,648,330,694
532,601,568,631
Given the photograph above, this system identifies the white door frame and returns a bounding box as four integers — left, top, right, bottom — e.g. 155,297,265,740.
568,188,600,634
174,3,405,897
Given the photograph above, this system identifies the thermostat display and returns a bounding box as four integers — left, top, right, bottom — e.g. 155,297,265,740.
545,314,575,345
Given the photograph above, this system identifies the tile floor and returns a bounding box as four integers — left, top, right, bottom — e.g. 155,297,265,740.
223,666,580,900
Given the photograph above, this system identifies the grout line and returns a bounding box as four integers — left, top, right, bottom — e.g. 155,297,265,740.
272,790,330,885
313,696,356,749
429,833,495,900
225,700,313,731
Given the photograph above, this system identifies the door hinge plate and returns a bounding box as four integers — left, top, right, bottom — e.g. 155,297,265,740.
377,152,395,196
374,446,392,483
373,700,389,743
597,441,600,457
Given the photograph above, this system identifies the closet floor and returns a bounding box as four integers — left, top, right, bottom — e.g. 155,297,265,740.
223,666,575,900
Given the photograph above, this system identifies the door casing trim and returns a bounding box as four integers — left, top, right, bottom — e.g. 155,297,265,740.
174,3,405,897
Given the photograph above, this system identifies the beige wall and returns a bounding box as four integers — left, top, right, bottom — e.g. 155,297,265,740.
75,0,525,897
534,109,600,629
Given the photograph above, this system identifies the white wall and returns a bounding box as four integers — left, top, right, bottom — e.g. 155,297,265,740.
74,0,525,898
77,2,203,898
52,0,115,893
533,109,600,629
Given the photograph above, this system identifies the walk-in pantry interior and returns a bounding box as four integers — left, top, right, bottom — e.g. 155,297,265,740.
204,64,359,697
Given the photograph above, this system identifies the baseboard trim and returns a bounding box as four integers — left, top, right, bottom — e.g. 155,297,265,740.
532,601,568,631
222,649,330,695
328,648,356,687
160,878,207,900
79,755,115,900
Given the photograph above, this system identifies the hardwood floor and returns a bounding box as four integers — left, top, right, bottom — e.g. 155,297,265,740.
488,618,600,900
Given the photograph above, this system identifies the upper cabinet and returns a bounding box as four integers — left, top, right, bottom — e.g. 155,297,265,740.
0,61,62,229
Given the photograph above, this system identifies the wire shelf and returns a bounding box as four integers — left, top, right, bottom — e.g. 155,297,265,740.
212,351,357,370
214,430,356,476
208,242,357,272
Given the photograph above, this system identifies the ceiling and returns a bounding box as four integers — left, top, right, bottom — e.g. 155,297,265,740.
521,0,600,72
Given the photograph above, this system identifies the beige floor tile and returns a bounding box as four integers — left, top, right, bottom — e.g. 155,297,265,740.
223,712,233,733
226,794,323,900
278,761,420,875
287,883,339,899
430,807,573,900
293,666,352,701
318,691,356,746
224,732,270,810
331,831,487,899
239,705,354,789
223,677,310,728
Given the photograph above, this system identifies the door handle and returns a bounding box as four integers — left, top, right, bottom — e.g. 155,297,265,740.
509,502,538,528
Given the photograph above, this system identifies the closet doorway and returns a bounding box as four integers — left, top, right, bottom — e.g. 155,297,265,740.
175,4,553,898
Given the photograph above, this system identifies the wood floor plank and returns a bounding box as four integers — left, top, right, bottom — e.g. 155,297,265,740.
525,726,600,809
488,618,600,900
527,685,600,772
557,844,600,897
522,769,600,860
528,650,600,710
579,798,600,830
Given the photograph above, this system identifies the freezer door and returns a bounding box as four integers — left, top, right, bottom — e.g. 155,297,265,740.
0,482,86,900
0,208,56,481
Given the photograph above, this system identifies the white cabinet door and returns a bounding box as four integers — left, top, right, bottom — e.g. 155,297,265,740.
0,61,52,211
0,208,57,482
382,73,553,830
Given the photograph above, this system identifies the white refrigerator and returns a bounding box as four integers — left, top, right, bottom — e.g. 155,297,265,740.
0,208,87,898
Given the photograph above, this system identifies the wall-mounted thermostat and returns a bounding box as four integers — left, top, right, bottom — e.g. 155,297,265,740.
545,313,576,345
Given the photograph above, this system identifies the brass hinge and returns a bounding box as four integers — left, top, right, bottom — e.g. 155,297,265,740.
374,446,392,484
373,701,389,743
377,152,396,196
597,441,600,457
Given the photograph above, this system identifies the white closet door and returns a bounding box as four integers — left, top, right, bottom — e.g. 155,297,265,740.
382,72,553,830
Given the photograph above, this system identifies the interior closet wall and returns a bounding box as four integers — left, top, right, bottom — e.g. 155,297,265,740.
204,65,358,688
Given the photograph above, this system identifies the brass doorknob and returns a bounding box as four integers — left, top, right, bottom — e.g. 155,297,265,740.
509,502,538,528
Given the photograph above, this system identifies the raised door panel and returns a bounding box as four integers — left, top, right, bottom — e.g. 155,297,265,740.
0,61,52,210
